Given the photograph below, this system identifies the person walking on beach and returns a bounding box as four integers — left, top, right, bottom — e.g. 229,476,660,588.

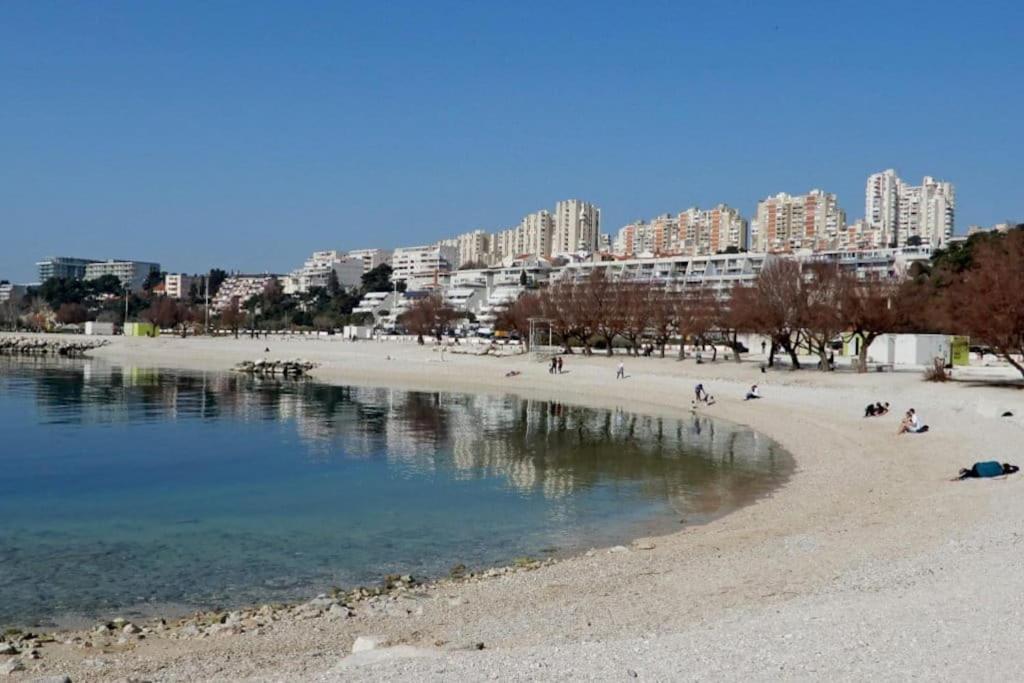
616,361,625,379
557,356,563,374
695,383,707,402
549,357,557,374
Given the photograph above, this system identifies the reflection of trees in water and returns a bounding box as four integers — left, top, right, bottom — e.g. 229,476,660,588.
4,360,790,510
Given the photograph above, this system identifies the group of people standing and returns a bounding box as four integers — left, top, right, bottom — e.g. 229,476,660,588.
549,356,564,374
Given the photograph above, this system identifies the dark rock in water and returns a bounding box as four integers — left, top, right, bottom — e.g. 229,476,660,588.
1002,411,1014,417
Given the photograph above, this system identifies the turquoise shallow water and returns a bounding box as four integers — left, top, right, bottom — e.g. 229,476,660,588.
0,357,791,627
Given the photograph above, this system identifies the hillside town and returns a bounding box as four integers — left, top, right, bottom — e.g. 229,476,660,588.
0,169,1020,372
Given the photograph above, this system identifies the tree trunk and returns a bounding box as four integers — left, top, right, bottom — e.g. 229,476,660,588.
1001,349,1024,378
817,348,831,372
781,338,801,369
768,340,776,368
856,332,877,373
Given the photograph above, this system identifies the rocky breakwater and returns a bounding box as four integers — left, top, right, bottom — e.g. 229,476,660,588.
0,337,109,358
233,358,317,378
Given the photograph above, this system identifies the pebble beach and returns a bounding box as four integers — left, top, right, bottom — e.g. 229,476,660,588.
3,333,1024,681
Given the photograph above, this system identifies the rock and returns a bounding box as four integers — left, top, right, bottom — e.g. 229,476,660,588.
179,624,202,638
339,646,440,669
206,623,240,637
326,604,352,620
609,545,629,553
446,597,467,607
352,635,389,653
633,540,656,550
111,618,127,628
28,676,72,683
2,658,25,675
0,643,16,655
122,623,142,635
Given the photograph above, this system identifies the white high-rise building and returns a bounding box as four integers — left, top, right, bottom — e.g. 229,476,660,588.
452,230,492,267
865,170,955,248
896,176,955,247
552,199,601,255
865,169,901,247
493,210,554,261
753,190,846,252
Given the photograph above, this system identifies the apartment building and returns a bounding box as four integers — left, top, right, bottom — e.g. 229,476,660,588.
36,256,98,282
614,214,675,257
451,230,493,267
677,204,748,254
753,190,846,252
391,244,459,285
897,176,955,247
558,252,768,294
347,248,393,273
0,283,28,304
494,210,554,261
83,260,161,292
211,275,278,312
283,250,364,294
164,274,195,300
552,199,601,256
865,170,955,248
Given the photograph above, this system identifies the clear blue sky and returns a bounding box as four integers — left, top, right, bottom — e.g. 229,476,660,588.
2,1,1022,282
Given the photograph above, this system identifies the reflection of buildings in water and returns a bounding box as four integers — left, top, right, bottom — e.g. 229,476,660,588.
13,362,788,511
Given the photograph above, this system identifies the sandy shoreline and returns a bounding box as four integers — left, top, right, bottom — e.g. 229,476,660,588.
4,333,1024,681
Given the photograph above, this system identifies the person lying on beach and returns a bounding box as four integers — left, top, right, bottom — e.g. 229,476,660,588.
744,385,760,401
957,461,1019,479
705,395,716,406
505,370,521,378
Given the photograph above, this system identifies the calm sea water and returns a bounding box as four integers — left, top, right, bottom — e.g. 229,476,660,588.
0,358,791,627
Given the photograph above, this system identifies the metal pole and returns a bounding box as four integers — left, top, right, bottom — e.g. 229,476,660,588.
204,275,210,334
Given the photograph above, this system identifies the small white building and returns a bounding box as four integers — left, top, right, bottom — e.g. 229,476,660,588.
864,334,952,368
84,321,116,336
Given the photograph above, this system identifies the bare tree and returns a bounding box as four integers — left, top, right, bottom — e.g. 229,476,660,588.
619,282,656,356
495,292,541,339
398,294,458,340
56,302,89,325
648,285,678,358
802,263,846,371
744,258,806,369
221,300,245,338
946,230,1024,377
841,274,899,372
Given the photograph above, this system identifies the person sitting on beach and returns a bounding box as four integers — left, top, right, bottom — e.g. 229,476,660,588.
705,394,716,406
865,401,890,417
744,384,761,401
898,408,928,434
